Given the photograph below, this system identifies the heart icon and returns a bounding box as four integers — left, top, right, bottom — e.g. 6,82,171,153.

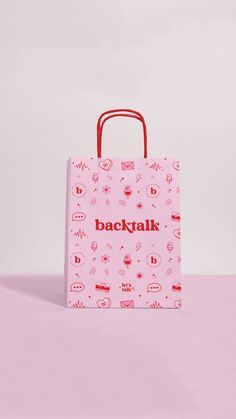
97,297,111,308
174,299,182,309
172,161,179,171
99,159,113,171
173,228,181,239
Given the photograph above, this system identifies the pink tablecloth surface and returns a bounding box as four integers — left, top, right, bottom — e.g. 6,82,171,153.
0,274,235,419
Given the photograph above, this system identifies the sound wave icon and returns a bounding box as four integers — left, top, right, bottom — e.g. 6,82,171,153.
73,229,87,239
118,269,126,276
90,198,97,205
148,162,162,171
73,161,88,171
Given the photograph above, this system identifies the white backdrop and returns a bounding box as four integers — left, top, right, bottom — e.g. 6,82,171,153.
0,0,235,274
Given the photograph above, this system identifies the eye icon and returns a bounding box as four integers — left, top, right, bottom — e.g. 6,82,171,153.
72,212,86,222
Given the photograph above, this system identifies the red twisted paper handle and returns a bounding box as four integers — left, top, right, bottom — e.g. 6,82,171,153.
97,109,147,158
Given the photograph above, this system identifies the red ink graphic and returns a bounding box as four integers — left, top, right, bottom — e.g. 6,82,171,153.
148,162,162,171
166,173,173,183
166,268,173,276
146,253,161,268
136,174,142,182
70,252,85,267
69,300,85,308
123,254,132,268
89,267,96,275
102,185,111,194
165,198,172,206
146,184,161,198
101,254,110,264
120,283,134,292
147,283,161,293
73,230,87,239
91,241,98,252
136,202,143,209
172,161,180,171
173,228,181,239
72,183,86,197
70,282,85,292
167,242,174,252
123,185,132,199
121,161,135,170
92,173,98,183
136,242,141,251
99,159,113,171
120,300,134,308
118,269,126,276
171,212,181,222
174,299,182,308
72,212,86,222
97,297,111,308
136,272,143,279
73,161,89,171
95,282,111,292
172,283,181,292
149,301,161,309
119,199,126,206
90,198,97,205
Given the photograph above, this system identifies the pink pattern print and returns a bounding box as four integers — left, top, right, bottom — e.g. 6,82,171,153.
65,157,181,308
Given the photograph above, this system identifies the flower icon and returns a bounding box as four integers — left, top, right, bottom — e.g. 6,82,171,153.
136,202,143,209
136,272,143,279
102,185,111,194
101,254,110,264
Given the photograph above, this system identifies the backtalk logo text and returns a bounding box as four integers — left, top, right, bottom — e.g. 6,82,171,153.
95,219,160,234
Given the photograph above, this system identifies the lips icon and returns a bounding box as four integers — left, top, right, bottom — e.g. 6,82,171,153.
99,159,113,171
97,297,111,308
173,228,181,239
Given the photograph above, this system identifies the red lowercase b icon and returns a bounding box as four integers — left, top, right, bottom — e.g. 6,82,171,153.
146,253,161,267
70,252,85,267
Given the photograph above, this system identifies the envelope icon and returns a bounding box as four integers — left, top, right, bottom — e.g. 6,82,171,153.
120,300,134,308
121,161,135,171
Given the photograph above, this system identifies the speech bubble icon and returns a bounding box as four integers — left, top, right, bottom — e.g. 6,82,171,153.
72,212,86,222
70,282,85,292
147,283,161,293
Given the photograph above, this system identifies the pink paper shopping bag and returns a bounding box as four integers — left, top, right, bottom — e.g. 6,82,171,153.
65,109,181,308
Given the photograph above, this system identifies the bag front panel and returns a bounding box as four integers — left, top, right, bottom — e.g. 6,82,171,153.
65,157,181,308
